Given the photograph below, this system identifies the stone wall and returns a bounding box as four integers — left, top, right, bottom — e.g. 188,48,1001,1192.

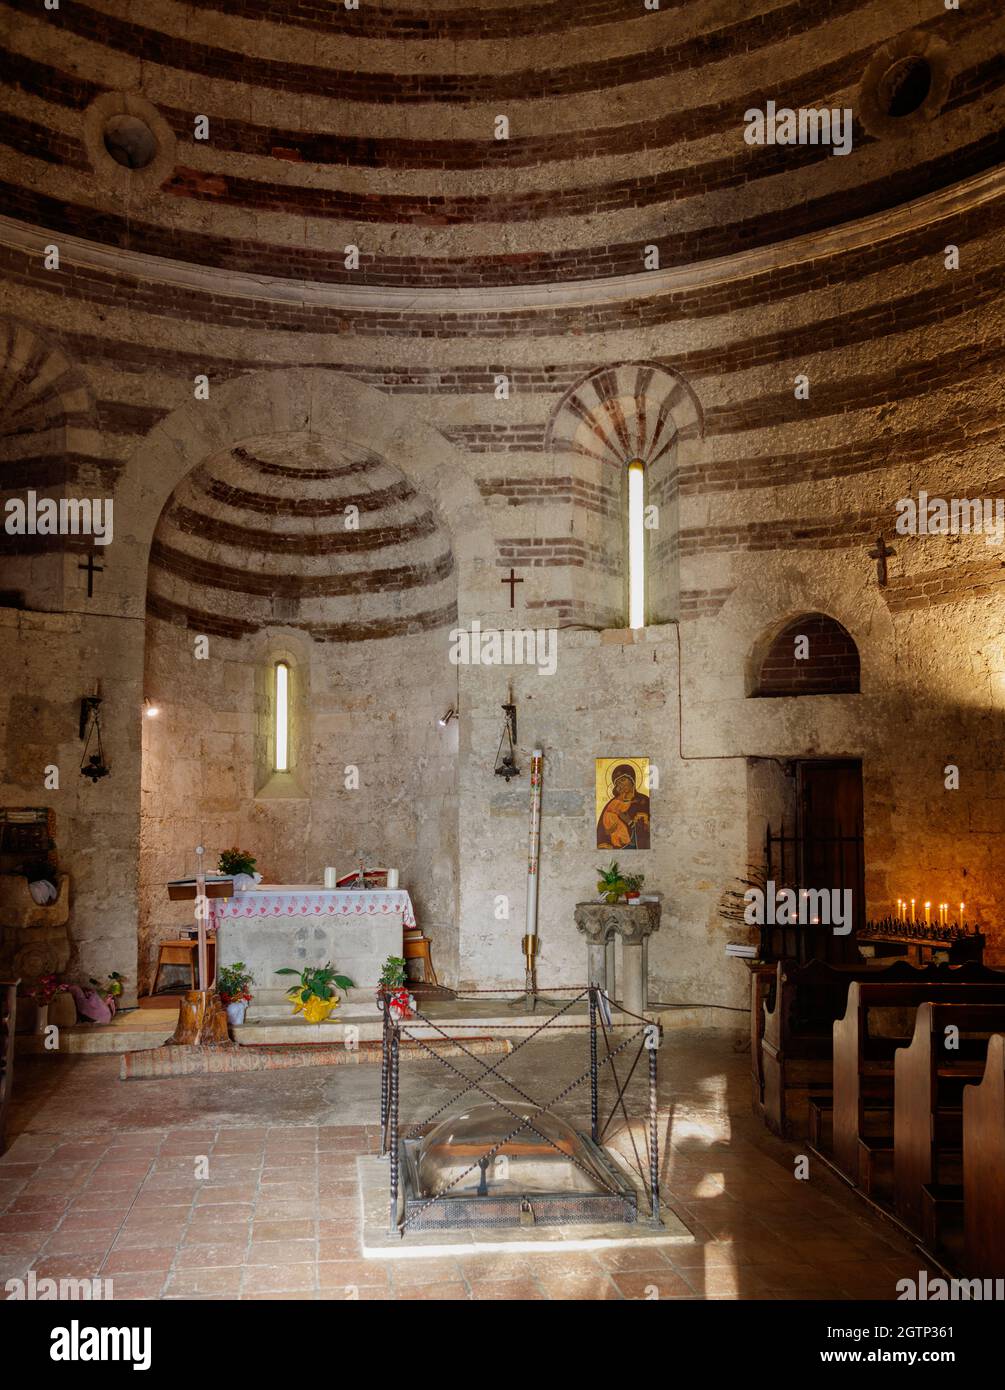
1,0,1004,998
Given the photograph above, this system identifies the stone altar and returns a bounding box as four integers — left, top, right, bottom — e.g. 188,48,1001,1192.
211,886,417,1002
574,897,662,1016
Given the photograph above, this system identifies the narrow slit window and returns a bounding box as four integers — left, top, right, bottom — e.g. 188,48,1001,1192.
628,459,646,629
274,661,290,772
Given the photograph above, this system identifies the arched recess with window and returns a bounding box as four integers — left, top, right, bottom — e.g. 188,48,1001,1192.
545,362,703,628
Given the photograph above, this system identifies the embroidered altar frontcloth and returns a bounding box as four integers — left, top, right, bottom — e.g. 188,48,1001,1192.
210,885,417,929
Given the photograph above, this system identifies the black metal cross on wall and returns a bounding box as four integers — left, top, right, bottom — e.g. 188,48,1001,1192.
501,566,524,608
78,552,103,598
868,535,894,587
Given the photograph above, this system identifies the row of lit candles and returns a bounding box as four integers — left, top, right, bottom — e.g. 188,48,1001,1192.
895,898,964,926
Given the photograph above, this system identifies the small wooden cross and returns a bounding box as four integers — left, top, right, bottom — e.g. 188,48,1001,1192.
501,566,524,608
868,534,894,587
78,552,104,598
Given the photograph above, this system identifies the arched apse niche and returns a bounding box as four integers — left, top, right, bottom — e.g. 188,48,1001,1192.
545,362,703,628
134,369,491,994
0,318,101,606
749,612,861,698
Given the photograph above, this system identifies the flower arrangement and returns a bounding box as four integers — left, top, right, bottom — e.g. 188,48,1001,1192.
218,848,258,877
26,973,66,1005
217,962,255,1006
623,873,645,903
386,986,413,1021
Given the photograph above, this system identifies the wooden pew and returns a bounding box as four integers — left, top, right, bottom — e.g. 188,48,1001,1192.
0,979,17,1156
894,1002,1005,1240
832,979,1005,1189
964,1034,1005,1278
758,958,996,1138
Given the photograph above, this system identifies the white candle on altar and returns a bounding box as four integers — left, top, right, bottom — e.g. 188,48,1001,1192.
960,902,965,925
323,867,337,889
387,869,399,889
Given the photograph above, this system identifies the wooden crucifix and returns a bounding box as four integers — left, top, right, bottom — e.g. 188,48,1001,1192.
869,534,895,587
501,566,524,608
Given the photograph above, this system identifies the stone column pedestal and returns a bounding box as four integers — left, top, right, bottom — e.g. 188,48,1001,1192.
574,899,661,1016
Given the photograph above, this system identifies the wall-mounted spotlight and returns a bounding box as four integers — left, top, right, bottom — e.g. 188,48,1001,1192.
438,706,458,727
144,698,160,718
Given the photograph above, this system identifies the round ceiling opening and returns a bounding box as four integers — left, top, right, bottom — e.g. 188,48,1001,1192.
879,55,933,118
102,114,158,170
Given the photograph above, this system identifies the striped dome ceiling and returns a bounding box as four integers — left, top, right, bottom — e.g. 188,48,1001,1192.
146,433,456,641
2,0,1001,286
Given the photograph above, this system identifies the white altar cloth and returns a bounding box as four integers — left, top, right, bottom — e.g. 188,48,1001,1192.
212,885,416,999
211,886,416,928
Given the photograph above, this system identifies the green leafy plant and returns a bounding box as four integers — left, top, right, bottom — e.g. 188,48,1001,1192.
218,847,257,877
596,860,628,904
378,956,407,991
217,961,255,1006
623,873,645,896
276,962,354,1004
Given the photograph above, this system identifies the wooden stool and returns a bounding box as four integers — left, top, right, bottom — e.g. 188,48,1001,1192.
404,936,437,986
153,938,216,993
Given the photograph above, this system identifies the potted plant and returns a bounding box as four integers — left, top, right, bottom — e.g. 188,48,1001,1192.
25,973,66,1034
276,962,354,1024
596,860,628,905
218,847,261,891
623,873,645,905
217,961,255,1026
377,955,407,996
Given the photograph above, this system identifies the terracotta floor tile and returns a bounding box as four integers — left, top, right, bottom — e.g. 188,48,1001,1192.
105,1273,168,1300
241,1263,316,1293
468,1280,548,1300
389,1257,464,1285
612,1269,696,1299
250,1219,315,1241
317,1258,390,1290
396,1281,470,1301
165,1266,244,1296
245,1238,318,1265
175,1242,247,1269
101,1246,176,1275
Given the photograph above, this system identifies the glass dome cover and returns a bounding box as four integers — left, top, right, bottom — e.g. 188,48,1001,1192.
416,1103,612,1198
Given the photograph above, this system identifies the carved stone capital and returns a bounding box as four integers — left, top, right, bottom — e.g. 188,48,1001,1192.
574,899,661,946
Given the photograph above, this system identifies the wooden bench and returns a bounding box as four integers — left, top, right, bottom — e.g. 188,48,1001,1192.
832,979,1005,1189
0,978,18,1156
757,958,995,1138
894,1002,1005,1240
963,1033,1005,1278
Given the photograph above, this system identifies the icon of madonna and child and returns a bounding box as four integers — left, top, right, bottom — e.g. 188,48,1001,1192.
595,757,651,850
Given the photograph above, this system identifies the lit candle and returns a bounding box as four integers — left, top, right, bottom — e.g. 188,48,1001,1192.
924,901,931,925
959,902,965,926
910,898,915,922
